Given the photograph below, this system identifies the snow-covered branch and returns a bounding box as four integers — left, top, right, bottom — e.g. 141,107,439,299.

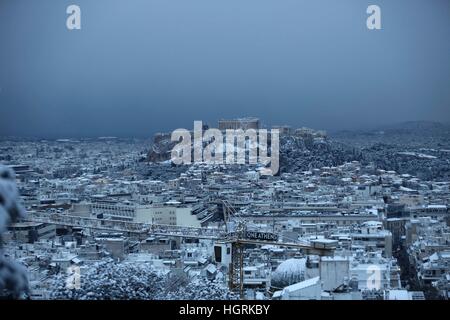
50,259,238,300
0,165,29,299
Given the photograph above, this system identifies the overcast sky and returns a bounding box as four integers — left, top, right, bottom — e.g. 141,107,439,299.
0,0,449,138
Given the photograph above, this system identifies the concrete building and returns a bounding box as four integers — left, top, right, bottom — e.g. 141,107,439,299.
9,222,56,243
91,201,201,227
273,276,322,300
320,256,350,291
135,205,201,227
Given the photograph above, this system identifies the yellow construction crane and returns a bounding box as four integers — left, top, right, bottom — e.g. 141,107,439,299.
215,221,335,298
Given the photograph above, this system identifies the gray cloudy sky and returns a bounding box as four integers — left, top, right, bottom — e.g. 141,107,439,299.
0,0,449,138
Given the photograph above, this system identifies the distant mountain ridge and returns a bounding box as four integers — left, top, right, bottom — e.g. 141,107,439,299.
333,121,450,139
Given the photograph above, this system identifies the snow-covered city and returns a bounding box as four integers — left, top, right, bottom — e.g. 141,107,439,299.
1,1,449,313
1,119,449,300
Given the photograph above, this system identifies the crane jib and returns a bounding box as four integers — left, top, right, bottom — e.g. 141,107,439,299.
244,231,279,241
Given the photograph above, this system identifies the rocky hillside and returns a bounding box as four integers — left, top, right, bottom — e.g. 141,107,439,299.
146,121,450,180
147,133,177,163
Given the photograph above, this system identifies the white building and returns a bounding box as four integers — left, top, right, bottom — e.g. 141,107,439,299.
320,256,350,291
273,276,322,300
91,202,201,227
